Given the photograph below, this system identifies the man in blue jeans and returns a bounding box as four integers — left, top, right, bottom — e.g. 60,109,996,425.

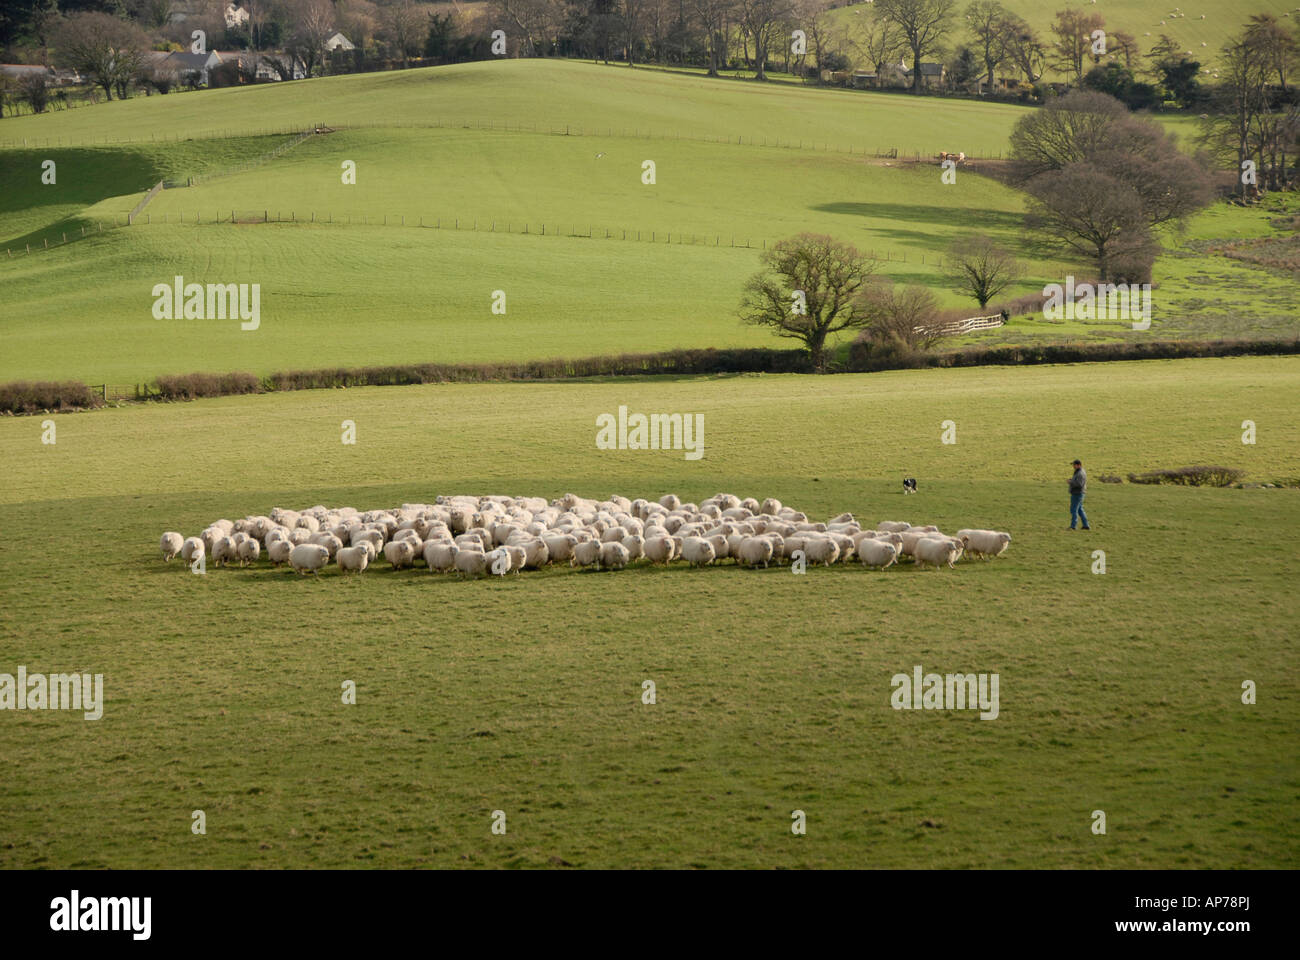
1068,459,1090,530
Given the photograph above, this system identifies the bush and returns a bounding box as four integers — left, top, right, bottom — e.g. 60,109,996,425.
846,336,1300,372
0,380,101,415
154,371,262,400
1126,465,1246,487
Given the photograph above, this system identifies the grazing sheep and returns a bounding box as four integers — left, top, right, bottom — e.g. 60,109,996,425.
955,529,1011,559
681,537,716,567
160,532,184,561
503,544,527,573
542,533,578,563
738,537,775,568
877,521,912,533
621,534,644,562
289,544,330,576
336,545,370,574
803,537,840,566
571,539,602,568
599,541,630,570
643,536,674,565
267,539,294,566
383,540,416,570
237,539,261,566
423,541,457,572
857,538,899,570
453,547,488,579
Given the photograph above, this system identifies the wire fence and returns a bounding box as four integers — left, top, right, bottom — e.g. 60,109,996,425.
164,127,318,188
0,115,1006,161
7,208,949,267
86,208,946,264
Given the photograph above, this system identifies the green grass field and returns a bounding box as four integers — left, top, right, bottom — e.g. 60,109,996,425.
1,358,1296,868
2,59,1295,384
829,0,1297,79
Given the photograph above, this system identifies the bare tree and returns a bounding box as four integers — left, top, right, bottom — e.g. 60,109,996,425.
1201,21,1300,197
1049,7,1103,84
859,281,945,350
56,12,149,101
692,0,735,76
1007,88,1128,181
1003,15,1043,84
874,0,957,93
965,0,1008,93
945,235,1023,308
336,0,380,53
1014,93,1213,280
739,0,794,80
619,0,649,65
740,233,877,371
381,0,426,67
18,70,51,113
848,7,905,83
490,0,564,56
1105,30,1138,71
288,0,336,76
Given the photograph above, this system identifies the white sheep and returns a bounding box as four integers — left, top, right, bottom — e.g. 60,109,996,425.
289,544,330,575
857,538,898,570
738,537,775,568
160,532,183,561
955,529,1011,559
599,541,630,570
383,540,416,570
643,536,674,565
681,537,716,567
211,536,235,567
621,534,644,562
336,545,370,574
802,537,840,566
913,537,961,570
571,539,602,568
267,539,294,566
877,521,912,533
237,539,261,566
453,547,488,579
423,540,457,572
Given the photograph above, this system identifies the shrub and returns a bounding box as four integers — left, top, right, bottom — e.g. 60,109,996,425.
0,380,101,415
154,371,262,400
1126,465,1246,487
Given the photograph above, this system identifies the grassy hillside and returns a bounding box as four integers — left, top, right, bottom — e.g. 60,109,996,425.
829,0,1296,78
1,357,1296,869
0,58,1033,151
1,58,1293,385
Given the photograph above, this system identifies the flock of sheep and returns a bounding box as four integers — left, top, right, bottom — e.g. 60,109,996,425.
158,493,1012,578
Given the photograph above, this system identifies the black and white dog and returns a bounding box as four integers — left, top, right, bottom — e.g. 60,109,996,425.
902,478,918,495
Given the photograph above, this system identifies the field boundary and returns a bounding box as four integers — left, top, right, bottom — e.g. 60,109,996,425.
0,116,1006,161
7,338,1298,415
126,181,164,225
163,128,318,189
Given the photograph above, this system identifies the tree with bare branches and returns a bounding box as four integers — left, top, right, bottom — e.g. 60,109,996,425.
874,0,957,94
945,235,1024,308
739,233,877,371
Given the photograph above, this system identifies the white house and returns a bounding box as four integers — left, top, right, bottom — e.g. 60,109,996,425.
325,32,355,52
225,4,250,29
